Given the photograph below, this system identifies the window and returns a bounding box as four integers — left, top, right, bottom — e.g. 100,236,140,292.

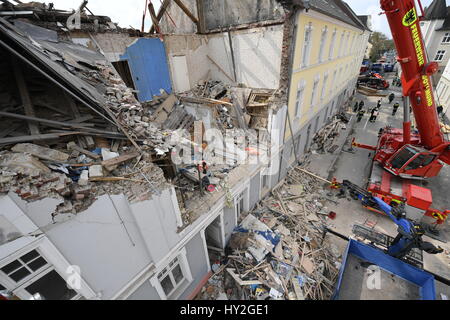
321,73,329,102
262,175,269,190
1,250,48,283
0,249,77,300
435,50,446,61
405,154,436,171
318,26,328,63
443,33,450,43
338,31,345,57
302,23,313,68
391,147,417,169
157,257,185,297
311,76,320,106
295,80,306,117
331,70,337,95
329,29,337,60
345,32,350,55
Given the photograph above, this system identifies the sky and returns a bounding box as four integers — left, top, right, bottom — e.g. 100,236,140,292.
345,0,448,37
12,0,450,36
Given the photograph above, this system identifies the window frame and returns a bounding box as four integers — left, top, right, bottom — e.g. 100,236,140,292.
301,22,313,68
318,26,328,63
0,248,81,300
311,75,320,106
328,28,337,61
294,80,306,118
150,248,193,300
321,72,329,103
442,33,450,43
435,50,446,61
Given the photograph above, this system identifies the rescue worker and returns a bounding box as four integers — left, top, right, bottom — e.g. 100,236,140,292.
392,102,400,116
369,107,379,123
388,93,395,104
357,109,365,122
372,198,443,259
358,100,365,111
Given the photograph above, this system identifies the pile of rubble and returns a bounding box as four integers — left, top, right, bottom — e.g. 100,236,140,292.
310,117,347,154
196,165,343,300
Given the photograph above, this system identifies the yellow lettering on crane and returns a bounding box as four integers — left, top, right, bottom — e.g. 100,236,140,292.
410,24,425,66
422,76,433,107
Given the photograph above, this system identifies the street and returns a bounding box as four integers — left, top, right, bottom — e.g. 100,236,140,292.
315,73,450,295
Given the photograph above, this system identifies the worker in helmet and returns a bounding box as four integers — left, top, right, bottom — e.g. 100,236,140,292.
372,197,443,259
388,93,395,104
392,102,400,116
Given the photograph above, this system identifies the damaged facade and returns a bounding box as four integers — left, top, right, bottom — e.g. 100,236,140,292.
0,0,369,300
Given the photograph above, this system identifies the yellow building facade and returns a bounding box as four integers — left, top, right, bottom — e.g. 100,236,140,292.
281,5,370,168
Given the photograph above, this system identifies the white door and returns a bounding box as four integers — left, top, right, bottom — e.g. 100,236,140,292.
172,55,190,93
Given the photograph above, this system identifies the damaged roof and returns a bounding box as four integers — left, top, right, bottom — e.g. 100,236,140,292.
0,17,115,124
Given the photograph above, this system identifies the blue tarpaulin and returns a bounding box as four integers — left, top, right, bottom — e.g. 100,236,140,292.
333,240,436,300
120,38,172,102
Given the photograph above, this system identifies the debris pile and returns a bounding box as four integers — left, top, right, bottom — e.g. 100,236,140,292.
310,117,347,154
440,122,450,134
197,166,343,300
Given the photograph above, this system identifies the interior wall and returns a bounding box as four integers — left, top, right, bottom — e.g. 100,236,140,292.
164,24,283,92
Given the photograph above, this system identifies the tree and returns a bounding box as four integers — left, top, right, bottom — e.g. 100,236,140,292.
369,32,395,62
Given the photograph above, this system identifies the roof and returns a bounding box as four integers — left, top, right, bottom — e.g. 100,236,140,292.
357,15,372,31
291,0,368,31
424,0,448,20
437,7,450,31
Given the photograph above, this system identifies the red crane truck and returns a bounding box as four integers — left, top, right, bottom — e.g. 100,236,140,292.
352,0,450,234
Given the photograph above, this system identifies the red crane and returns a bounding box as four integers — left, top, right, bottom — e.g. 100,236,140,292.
351,0,450,230
355,0,450,179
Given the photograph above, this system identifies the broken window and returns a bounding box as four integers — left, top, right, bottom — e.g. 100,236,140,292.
435,50,446,61
157,257,185,298
302,23,313,68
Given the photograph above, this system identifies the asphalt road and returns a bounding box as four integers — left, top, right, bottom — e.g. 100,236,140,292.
326,73,450,291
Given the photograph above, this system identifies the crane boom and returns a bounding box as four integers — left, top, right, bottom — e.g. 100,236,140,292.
381,0,444,149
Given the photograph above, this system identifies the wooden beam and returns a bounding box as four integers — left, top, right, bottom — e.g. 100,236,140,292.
195,0,206,33
0,111,124,137
0,132,82,145
172,0,198,24
11,58,40,135
148,2,160,33
150,0,171,34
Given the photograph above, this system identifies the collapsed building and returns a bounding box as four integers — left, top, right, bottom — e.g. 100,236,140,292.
0,0,369,300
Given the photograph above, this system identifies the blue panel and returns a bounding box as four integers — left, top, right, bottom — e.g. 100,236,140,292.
333,240,436,300
120,38,172,102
